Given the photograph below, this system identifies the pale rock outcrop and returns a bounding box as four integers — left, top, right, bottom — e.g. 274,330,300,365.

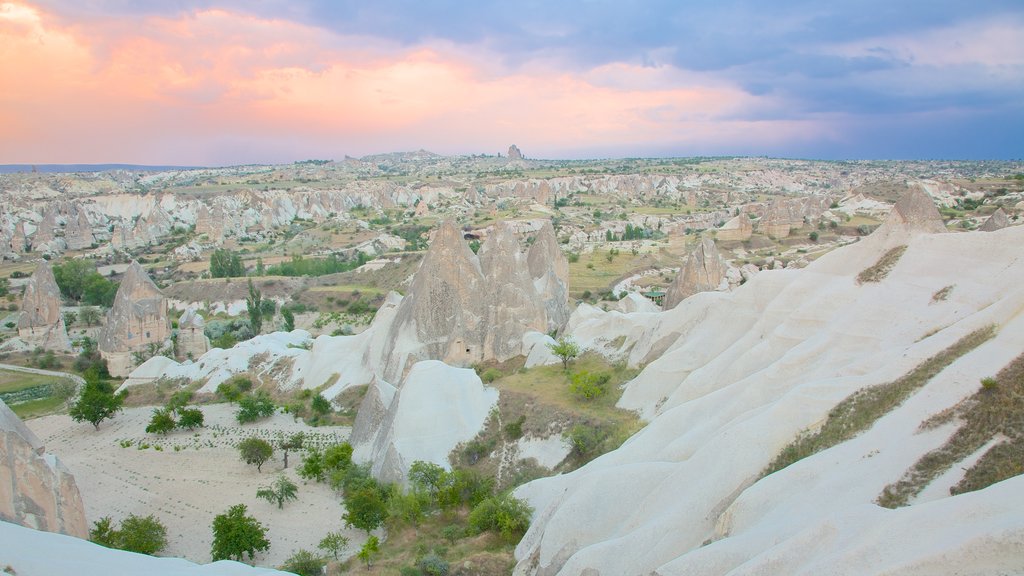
63,207,95,250
663,237,728,309
878,184,948,236
979,207,1010,231
17,262,71,351
716,213,753,241
377,220,487,381
480,221,548,361
352,361,498,484
508,144,525,161
527,221,571,332
0,399,87,537
98,261,171,377
176,309,209,360
514,217,1024,576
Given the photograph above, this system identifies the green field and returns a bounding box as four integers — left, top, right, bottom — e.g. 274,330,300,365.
0,369,72,420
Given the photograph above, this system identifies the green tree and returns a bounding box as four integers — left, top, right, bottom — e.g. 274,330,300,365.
81,274,118,307
356,535,379,569
210,504,269,562
145,407,177,435
176,407,205,430
246,279,263,336
209,249,244,278
311,393,331,416
344,485,389,534
236,391,276,424
238,438,274,473
280,549,323,576
79,306,101,326
69,376,127,431
547,337,580,370
297,449,325,482
408,461,447,497
118,514,169,555
279,432,305,469
89,514,168,555
256,475,298,509
53,259,96,301
63,310,77,326
322,442,353,473
317,531,349,560
281,307,295,332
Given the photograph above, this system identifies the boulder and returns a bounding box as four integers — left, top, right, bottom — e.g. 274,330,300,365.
98,261,171,377
17,262,71,351
0,399,87,538
663,237,728,309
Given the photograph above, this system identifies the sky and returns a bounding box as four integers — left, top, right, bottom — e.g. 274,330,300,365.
1,1,1021,165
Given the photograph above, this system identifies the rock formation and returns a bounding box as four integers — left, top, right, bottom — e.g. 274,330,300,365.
526,221,571,332
176,309,209,360
0,399,87,537
63,207,94,251
17,262,71,351
880,184,947,235
378,220,488,381
98,261,171,377
480,222,550,361
716,213,753,242
663,237,728,309
979,207,1010,232
508,144,525,161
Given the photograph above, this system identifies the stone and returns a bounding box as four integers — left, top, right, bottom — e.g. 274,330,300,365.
176,309,209,360
527,221,571,332
508,144,524,161
17,262,71,351
63,207,94,251
98,261,171,377
979,207,1010,232
0,399,87,538
663,237,728,309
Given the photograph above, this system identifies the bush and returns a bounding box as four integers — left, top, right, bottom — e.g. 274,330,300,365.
479,368,503,383
210,504,269,562
236,391,276,424
417,553,450,576
280,549,323,576
467,493,532,540
145,408,176,435
177,407,204,429
568,371,610,400
504,415,526,440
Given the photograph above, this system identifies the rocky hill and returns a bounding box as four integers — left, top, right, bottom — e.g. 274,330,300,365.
511,195,1024,574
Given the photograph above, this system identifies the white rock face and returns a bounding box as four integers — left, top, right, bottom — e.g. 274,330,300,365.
352,360,499,484
16,261,71,351
513,222,1024,575
0,400,87,538
0,519,291,576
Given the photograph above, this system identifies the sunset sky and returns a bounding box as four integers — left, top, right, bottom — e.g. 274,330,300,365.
1,1,1021,165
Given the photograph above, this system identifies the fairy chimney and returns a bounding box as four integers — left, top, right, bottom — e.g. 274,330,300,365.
98,261,171,377
17,262,71,351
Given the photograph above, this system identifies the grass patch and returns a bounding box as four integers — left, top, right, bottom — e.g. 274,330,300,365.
455,353,642,488
856,245,908,284
11,395,67,419
763,325,996,478
877,349,1024,508
568,249,677,299
0,368,77,419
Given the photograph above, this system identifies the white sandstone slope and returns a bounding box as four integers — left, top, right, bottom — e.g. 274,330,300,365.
0,520,291,576
513,222,1024,574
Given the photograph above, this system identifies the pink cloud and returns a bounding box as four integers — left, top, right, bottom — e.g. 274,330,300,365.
0,2,822,164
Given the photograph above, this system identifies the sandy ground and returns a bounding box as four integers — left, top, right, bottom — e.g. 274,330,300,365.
27,404,368,569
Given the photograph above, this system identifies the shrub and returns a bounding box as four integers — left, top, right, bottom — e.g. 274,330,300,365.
145,408,177,435
504,415,526,440
236,391,276,424
569,370,610,400
280,549,323,576
479,368,504,383
417,553,450,576
467,493,532,540
90,514,168,556
210,504,269,561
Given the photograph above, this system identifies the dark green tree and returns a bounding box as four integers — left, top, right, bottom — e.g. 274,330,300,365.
246,279,263,336
89,514,168,555
281,307,295,332
236,391,276,424
343,485,389,534
210,504,269,562
176,407,205,430
70,375,127,431
238,437,274,473
310,393,331,416
209,249,244,278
